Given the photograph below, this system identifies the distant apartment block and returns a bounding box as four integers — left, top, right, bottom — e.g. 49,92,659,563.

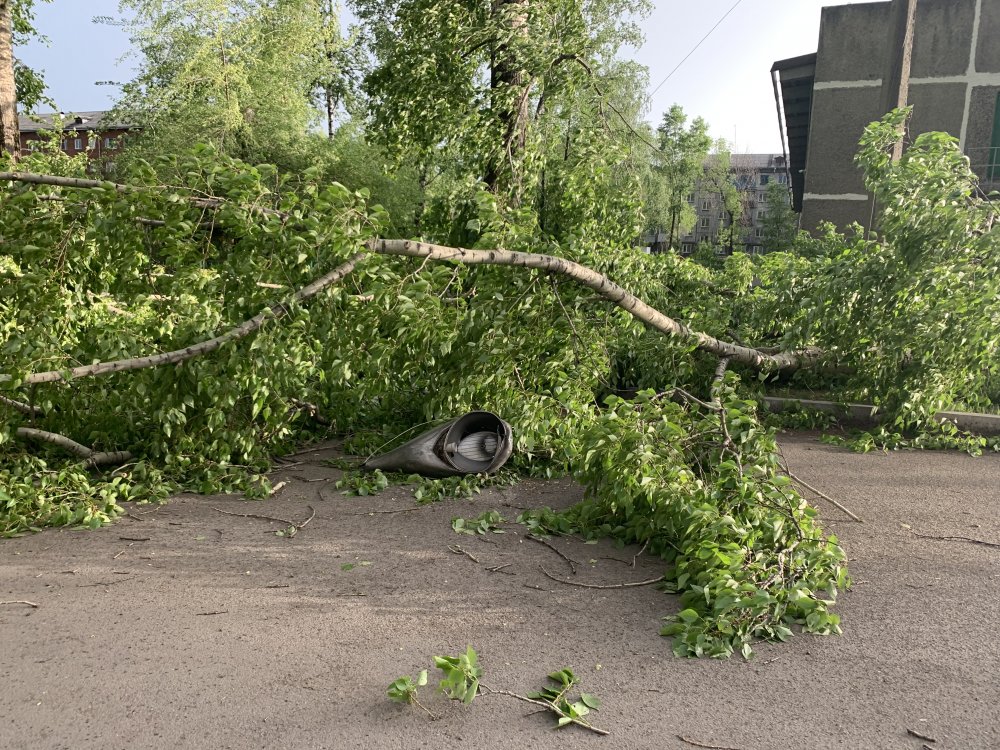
677,153,790,256
18,111,133,160
772,0,1000,231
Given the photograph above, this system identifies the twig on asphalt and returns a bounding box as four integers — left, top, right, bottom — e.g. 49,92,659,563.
486,563,514,574
344,506,427,516
786,470,863,523
539,566,665,589
212,505,316,537
906,728,936,742
481,687,609,736
448,544,480,564
119,536,150,542
0,600,39,608
677,736,745,750
909,530,1000,549
529,534,580,574
632,539,649,567
195,611,229,616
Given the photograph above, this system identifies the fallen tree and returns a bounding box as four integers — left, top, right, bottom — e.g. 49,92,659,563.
1,112,997,657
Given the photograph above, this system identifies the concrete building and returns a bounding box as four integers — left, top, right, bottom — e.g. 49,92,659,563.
772,0,1000,231
18,111,133,161
677,153,791,256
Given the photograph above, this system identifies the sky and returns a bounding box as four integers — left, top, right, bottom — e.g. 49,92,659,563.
17,0,877,153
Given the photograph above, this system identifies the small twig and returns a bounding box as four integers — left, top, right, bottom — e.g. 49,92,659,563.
195,611,229,616
486,563,514,574
211,506,295,527
909,531,1000,549
113,549,127,560
677,736,745,750
786,470,863,523
481,688,609,736
119,536,150,542
906,728,936,743
529,534,579,574
269,481,288,496
448,545,480,564
0,600,39,608
631,539,649,568
539,566,665,589
344,506,427,516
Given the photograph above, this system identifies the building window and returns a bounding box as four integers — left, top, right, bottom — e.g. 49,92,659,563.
686,193,695,204
681,243,694,254
73,138,82,150
760,174,770,185
700,217,710,229
758,191,767,203
754,227,764,238
60,138,67,150
777,174,788,184
701,199,710,211
758,210,767,222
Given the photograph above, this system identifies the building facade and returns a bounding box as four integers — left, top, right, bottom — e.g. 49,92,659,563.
677,153,791,256
773,0,1000,231
18,111,132,161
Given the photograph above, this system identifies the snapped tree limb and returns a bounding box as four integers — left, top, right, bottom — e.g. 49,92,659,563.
15,428,132,469
0,253,365,386
369,240,818,371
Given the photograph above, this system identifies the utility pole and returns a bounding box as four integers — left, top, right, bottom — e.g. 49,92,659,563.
880,0,918,161
868,0,917,236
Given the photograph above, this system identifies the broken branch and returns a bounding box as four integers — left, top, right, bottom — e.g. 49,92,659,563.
539,566,664,589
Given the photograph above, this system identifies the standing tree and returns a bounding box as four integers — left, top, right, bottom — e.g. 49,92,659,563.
759,179,798,253
311,0,357,138
642,104,712,251
111,0,326,164
0,0,50,161
351,0,651,211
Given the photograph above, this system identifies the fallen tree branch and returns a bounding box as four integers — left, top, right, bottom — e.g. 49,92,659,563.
480,687,610,736
909,530,1000,549
0,600,39,608
529,534,579,574
677,736,745,750
2,254,364,386
0,394,43,416
212,505,315,537
370,240,818,371
14,428,133,468
539,566,664,589
786,470,863,523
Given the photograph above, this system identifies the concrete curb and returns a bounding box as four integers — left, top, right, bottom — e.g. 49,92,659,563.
762,397,1000,437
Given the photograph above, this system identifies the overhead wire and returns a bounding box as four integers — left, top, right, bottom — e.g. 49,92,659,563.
646,0,746,101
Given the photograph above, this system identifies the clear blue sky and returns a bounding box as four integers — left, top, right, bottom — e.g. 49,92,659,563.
17,0,875,153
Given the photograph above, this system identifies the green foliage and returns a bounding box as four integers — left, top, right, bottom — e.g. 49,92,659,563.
413,470,518,503
759,181,797,254
522,387,848,659
451,510,505,535
336,469,391,496
433,646,482,704
526,668,601,731
387,669,428,704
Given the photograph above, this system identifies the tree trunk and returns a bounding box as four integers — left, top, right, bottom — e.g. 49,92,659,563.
0,0,18,161
486,0,529,194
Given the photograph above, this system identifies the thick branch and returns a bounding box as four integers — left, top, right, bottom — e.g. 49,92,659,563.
1,254,364,386
14,427,133,468
0,394,42,416
370,240,816,371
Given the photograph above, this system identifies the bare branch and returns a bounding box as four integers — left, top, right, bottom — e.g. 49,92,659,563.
1,254,364,386
0,394,42,416
370,240,816,371
14,427,133,468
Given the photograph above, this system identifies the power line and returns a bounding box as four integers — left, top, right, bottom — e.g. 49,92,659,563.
647,0,746,101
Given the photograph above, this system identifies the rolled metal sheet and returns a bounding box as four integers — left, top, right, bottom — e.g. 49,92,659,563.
361,411,513,477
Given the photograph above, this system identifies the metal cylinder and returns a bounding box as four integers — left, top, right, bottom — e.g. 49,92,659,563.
361,411,514,477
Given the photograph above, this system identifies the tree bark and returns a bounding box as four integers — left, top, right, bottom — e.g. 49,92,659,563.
370,239,819,371
0,0,18,161
486,0,529,194
1,253,364,386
